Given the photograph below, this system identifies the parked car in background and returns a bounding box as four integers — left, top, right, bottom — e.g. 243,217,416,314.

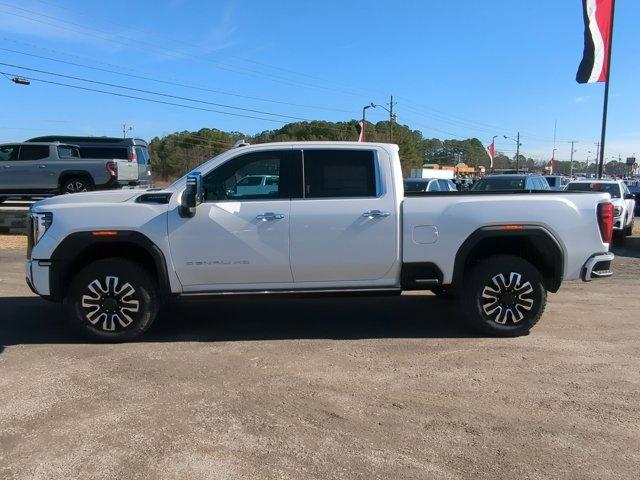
27,142,614,342
26,136,152,187
0,142,139,202
566,179,636,236
544,175,570,191
627,184,640,215
472,174,550,191
404,177,457,193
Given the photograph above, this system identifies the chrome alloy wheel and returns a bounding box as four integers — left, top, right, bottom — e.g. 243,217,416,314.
480,272,534,325
81,276,140,331
65,181,87,193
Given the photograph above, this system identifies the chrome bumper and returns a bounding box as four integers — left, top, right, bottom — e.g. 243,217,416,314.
582,252,615,282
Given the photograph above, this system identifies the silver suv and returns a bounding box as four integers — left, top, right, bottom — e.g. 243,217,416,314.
0,142,140,202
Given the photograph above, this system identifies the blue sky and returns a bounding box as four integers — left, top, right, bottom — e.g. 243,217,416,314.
0,0,638,163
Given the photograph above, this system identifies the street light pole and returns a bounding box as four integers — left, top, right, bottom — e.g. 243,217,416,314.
504,132,522,173
568,140,578,177
361,104,374,142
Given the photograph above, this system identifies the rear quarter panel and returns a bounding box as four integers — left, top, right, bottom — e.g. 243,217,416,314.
402,192,611,284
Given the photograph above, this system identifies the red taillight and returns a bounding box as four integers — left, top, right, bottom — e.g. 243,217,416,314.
106,161,117,177
129,149,137,162
597,202,614,244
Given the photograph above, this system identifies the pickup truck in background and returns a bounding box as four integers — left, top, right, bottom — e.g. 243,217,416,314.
25,142,615,342
0,142,140,202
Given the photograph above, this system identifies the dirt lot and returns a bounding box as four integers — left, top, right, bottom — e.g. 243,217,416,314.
1,236,639,480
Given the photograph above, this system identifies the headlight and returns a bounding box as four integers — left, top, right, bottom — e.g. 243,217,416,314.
613,206,622,217
32,212,53,244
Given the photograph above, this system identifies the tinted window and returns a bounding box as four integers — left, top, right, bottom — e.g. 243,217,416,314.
79,147,128,159
18,145,50,161
135,146,150,165
472,177,526,191
545,176,558,187
303,149,376,198
203,150,296,201
0,145,19,162
57,146,80,158
566,182,621,198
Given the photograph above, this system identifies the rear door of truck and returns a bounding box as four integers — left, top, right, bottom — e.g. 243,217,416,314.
289,147,398,284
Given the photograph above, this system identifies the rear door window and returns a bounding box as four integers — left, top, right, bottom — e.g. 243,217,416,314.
18,145,50,161
303,149,376,198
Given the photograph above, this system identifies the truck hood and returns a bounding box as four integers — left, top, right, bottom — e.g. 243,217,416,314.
32,189,145,209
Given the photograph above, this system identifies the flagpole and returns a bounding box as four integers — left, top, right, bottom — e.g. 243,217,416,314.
597,0,616,179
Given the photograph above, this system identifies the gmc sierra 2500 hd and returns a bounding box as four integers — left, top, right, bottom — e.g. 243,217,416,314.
25,142,615,341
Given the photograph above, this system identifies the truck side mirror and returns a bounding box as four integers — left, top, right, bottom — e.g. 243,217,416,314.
624,193,635,200
179,172,203,218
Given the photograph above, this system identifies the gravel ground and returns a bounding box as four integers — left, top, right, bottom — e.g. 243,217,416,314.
0,236,639,479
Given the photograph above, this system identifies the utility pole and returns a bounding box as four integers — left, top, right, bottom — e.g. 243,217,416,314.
515,131,521,173
569,140,578,177
122,124,133,138
388,95,396,143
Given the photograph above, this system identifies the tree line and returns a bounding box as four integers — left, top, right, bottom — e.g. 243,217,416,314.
149,120,542,181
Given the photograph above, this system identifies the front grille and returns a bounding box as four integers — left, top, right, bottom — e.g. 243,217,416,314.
26,213,34,260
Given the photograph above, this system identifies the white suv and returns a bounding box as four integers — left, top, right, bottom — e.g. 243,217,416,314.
566,179,636,236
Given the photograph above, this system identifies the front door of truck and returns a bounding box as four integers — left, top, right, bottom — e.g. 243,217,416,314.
167,149,300,291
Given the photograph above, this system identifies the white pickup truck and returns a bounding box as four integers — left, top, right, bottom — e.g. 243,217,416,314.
25,142,615,341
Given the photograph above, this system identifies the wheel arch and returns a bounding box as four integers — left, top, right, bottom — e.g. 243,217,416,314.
48,231,171,301
452,225,564,293
58,170,96,189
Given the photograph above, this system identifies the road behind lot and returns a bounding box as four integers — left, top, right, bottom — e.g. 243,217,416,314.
1,235,639,480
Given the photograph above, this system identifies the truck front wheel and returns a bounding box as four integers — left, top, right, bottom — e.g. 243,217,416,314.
463,255,546,337
64,258,159,342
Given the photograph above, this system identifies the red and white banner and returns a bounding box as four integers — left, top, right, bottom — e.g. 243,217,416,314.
576,0,614,83
357,121,365,142
487,141,495,168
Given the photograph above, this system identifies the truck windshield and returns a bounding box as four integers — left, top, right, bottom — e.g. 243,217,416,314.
566,182,621,198
472,177,525,191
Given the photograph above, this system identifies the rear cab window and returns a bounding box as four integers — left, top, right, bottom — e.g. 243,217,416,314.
302,149,377,198
57,146,80,159
134,146,150,165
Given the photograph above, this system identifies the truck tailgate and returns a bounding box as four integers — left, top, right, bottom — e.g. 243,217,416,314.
116,161,138,182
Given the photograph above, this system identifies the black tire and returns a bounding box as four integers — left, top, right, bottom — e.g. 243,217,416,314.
462,255,546,337
61,176,92,194
624,219,634,237
64,258,159,342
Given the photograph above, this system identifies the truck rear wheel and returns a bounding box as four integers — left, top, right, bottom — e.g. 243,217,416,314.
462,255,546,337
64,258,159,342
61,176,92,194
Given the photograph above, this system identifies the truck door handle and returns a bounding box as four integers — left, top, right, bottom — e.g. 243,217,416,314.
362,210,390,219
256,212,285,221
2,165,10,168
38,164,47,168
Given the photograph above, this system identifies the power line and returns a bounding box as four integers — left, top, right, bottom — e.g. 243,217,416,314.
0,43,355,114
0,61,314,122
0,1,588,143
